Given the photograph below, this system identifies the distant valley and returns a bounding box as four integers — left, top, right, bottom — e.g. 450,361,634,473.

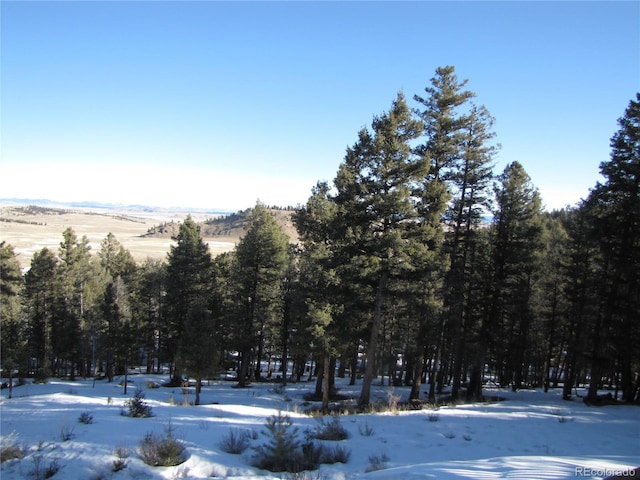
0,200,296,269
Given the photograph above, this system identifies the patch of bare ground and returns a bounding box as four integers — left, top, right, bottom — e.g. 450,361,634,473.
1,205,297,268
0,206,237,268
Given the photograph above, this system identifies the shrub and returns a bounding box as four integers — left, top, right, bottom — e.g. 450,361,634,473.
219,429,252,454
112,458,127,472
0,432,24,463
43,459,61,479
358,420,375,436
299,442,324,469
59,418,75,441
138,422,186,467
253,412,350,473
28,455,61,480
427,411,440,422
112,446,130,472
252,412,301,472
78,411,94,425
386,390,401,414
366,452,389,472
310,415,349,441
122,388,153,418
321,444,351,464
114,446,130,459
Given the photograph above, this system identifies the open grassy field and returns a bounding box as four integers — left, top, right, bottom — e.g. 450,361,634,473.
0,205,238,269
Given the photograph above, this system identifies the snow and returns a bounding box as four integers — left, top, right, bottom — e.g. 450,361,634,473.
1,373,638,479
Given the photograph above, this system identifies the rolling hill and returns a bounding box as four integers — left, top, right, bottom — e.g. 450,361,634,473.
0,203,297,269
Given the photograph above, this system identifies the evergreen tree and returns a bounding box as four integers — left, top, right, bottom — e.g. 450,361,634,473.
414,65,475,181
534,213,570,392
331,92,425,406
55,228,105,378
405,144,450,401
414,67,498,401
584,94,640,402
561,206,600,400
0,242,25,398
277,244,309,387
96,233,138,384
179,300,217,405
294,183,343,410
211,251,235,377
164,215,214,385
24,248,59,380
489,161,543,390
231,203,289,387
100,276,135,390
98,232,137,284
133,258,167,374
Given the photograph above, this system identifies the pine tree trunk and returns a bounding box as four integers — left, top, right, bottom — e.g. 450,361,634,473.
409,351,424,401
280,305,290,386
237,349,250,388
329,358,337,396
171,357,183,387
408,320,428,400
195,377,202,406
359,273,388,407
255,327,264,381
466,360,483,402
8,368,13,400
337,357,346,378
314,360,324,398
280,345,288,386
349,355,357,386
587,360,603,403
450,320,466,400
587,307,609,403
322,354,330,413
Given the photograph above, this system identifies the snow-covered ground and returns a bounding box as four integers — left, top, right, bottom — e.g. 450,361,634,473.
1,373,638,479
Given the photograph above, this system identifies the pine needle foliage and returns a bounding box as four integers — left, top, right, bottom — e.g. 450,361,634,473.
121,388,154,418
252,412,301,472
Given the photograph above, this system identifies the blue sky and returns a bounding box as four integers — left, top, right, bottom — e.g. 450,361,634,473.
2,1,638,212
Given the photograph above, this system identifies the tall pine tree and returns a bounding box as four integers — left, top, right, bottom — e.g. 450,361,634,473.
231,203,289,387
413,66,498,401
489,161,543,390
0,243,25,398
24,248,59,380
332,92,425,406
164,215,214,385
584,94,640,402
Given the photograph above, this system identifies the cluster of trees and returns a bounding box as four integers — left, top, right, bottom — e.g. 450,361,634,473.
1,67,638,408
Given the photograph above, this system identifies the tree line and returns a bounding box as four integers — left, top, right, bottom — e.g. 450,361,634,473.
1,66,638,409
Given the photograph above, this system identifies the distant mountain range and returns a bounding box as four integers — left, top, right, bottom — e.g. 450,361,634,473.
0,198,234,216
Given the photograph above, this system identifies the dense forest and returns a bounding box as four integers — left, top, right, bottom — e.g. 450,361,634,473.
1,67,638,410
